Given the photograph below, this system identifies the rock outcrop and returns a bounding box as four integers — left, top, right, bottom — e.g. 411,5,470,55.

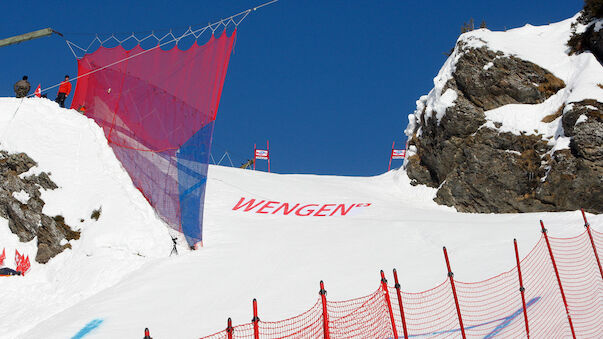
0,151,80,263
406,43,602,214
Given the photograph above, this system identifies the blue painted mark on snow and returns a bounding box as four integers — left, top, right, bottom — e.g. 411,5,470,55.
71,319,103,339
384,296,541,338
483,297,540,338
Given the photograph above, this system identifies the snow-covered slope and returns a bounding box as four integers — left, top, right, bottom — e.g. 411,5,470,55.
0,97,600,338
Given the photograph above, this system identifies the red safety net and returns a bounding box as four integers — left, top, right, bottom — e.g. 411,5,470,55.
199,225,602,338
71,31,236,246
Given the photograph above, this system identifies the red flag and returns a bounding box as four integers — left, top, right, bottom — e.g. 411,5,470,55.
34,84,42,97
0,248,5,266
15,249,21,266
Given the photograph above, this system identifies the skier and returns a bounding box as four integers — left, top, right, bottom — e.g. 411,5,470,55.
13,75,31,98
55,75,72,108
143,328,152,339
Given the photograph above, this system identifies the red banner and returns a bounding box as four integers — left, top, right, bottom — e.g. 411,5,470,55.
255,149,269,160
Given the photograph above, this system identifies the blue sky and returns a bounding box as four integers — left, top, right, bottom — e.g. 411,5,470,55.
1,1,582,175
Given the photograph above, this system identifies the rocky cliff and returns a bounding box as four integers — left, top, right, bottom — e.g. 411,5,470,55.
404,15,603,214
0,150,79,263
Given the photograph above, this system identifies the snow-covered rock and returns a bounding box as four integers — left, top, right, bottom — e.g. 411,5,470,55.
405,14,603,214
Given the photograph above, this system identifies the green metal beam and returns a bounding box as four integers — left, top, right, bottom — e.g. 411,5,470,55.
0,28,58,48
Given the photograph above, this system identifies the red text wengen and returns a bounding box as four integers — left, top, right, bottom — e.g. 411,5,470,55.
232,197,371,217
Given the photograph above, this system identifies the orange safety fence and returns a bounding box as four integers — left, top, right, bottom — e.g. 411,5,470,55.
200,213,602,338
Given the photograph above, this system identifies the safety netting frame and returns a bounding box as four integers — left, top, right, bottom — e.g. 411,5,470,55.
199,222,602,338
69,16,243,247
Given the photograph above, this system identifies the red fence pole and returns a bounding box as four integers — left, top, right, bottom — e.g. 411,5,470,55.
388,141,395,171
392,269,409,339
252,298,260,339
513,239,530,338
581,209,603,280
380,270,399,339
226,317,233,339
540,220,576,339
319,280,330,339
267,140,270,173
443,247,466,339
253,144,256,171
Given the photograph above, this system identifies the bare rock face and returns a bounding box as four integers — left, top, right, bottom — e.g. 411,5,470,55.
453,46,565,110
0,151,80,263
406,45,602,214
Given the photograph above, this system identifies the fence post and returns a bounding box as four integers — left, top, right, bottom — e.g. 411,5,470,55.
252,298,260,339
388,141,395,171
319,281,330,339
581,209,603,280
380,270,399,339
513,239,530,338
540,220,576,339
392,269,409,339
443,247,466,339
226,317,233,339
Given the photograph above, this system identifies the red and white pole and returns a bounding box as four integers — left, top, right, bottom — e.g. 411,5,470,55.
319,280,330,339
514,239,530,338
226,317,233,339
267,140,270,173
252,298,260,339
541,220,576,339
388,141,395,171
380,270,398,339
393,269,409,338
443,247,466,339
581,208,603,280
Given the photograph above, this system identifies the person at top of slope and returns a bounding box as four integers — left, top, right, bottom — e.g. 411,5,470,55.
14,75,31,98
55,74,72,108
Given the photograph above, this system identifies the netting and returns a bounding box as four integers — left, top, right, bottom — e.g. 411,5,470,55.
71,29,236,247
199,225,603,338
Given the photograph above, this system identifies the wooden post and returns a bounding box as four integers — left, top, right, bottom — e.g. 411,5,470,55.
540,220,576,339
252,298,260,339
514,239,530,338
581,209,603,280
0,28,56,48
319,281,330,339
392,269,409,338
380,270,398,339
443,247,466,339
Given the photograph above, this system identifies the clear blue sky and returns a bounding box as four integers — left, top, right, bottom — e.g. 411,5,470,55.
1,1,582,176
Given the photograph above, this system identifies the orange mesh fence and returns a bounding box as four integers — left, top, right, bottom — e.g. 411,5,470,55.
200,224,602,339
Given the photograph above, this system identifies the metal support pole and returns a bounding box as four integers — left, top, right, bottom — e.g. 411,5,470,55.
540,220,576,339
581,209,603,280
392,269,409,339
252,298,260,339
319,281,330,339
380,270,398,339
226,317,233,339
514,239,530,338
443,247,466,339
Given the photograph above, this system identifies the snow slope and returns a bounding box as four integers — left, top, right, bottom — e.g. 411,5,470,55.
0,14,601,339
0,97,600,338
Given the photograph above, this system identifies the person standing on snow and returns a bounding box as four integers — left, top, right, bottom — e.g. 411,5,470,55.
14,75,31,98
55,75,72,108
